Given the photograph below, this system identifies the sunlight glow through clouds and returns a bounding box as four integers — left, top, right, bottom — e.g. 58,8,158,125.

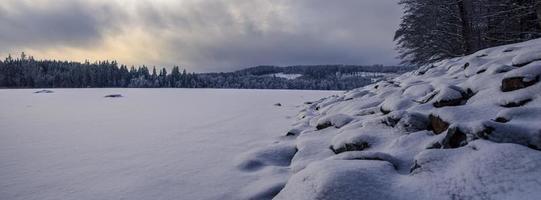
0,0,402,72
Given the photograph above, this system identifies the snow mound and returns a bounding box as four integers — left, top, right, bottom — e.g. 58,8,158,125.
236,142,297,172
234,141,297,200
239,39,541,199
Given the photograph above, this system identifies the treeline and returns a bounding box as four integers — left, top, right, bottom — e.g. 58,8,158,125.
0,54,197,88
235,65,412,79
0,54,413,90
395,0,541,65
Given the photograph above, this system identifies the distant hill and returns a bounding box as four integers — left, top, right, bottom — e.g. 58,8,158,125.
236,65,414,78
234,65,413,78
196,65,414,90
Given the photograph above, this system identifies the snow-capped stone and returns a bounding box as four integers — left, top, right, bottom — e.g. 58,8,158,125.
34,89,54,93
330,140,370,154
501,61,541,92
431,86,470,107
315,114,354,130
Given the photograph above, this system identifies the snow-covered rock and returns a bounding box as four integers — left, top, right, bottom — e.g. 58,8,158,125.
34,89,54,93
255,39,541,199
104,94,123,98
315,113,354,130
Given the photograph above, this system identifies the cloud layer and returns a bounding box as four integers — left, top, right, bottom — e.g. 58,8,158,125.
0,0,403,72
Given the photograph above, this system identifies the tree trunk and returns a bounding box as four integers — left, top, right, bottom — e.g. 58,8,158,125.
536,0,541,29
457,0,473,55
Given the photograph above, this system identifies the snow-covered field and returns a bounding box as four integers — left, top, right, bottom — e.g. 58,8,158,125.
0,89,337,200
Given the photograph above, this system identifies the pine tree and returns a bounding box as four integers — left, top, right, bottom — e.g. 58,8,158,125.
171,66,181,87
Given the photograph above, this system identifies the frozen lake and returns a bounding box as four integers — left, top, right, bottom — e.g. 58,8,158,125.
0,89,337,200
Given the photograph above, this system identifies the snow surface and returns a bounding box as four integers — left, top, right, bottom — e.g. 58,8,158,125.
264,73,303,80
268,39,541,199
0,89,337,200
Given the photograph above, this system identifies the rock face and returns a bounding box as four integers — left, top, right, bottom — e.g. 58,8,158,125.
441,127,468,148
428,115,449,134
501,98,532,108
495,117,509,123
501,76,539,92
316,121,333,130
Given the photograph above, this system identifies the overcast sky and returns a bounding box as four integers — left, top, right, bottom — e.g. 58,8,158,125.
0,0,403,72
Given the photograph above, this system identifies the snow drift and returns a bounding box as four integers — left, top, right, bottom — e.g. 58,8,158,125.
238,39,541,199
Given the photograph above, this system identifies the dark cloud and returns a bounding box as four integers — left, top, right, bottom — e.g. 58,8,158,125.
155,0,403,71
0,0,403,72
0,0,125,51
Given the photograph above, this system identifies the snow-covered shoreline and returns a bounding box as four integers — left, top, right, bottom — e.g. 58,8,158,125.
243,39,541,199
